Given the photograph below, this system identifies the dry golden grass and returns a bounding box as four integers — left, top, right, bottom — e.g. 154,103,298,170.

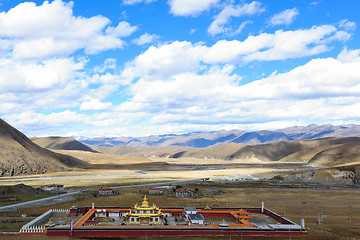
279,145,334,163
54,149,152,164
3,182,359,240
0,166,280,187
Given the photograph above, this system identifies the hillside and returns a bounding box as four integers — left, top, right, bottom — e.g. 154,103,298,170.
94,145,190,158
0,118,91,176
164,137,360,165
308,142,360,166
79,124,360,148
31,136,97,153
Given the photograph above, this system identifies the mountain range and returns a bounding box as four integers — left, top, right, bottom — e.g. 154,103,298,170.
79,124,360,148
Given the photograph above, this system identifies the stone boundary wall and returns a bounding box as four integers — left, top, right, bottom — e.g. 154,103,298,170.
19,209,69,234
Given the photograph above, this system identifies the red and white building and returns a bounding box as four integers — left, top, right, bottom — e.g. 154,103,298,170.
182,207,205,225
175,188,190,197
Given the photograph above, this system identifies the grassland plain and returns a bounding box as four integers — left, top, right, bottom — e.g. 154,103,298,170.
1,181,359,240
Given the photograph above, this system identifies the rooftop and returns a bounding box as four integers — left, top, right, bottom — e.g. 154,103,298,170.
184,206,197,211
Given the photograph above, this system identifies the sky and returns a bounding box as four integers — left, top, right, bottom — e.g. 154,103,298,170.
0,0,359,137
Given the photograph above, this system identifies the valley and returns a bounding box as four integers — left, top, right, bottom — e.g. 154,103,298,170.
1,119,360,239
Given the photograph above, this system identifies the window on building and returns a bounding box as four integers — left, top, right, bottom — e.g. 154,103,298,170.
137,218,140,222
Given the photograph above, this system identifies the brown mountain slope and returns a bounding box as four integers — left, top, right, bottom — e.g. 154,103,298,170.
31,136,97,153
0,119,91,176
168,137,360,163
308,142,360,166
93,145,139,155
95,145,190,158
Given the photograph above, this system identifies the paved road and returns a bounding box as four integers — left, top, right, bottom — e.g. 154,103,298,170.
0,178,205,212
111,178,204,189
0,190,83,212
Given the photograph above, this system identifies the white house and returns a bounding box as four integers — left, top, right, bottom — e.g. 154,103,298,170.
182,206,205,225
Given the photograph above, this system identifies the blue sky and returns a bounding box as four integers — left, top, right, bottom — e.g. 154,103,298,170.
0,0,359,137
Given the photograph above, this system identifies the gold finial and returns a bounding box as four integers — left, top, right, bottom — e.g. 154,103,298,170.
141,195,149,208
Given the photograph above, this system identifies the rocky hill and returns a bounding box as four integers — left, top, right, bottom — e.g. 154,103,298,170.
31,136,97,153
79,124,360,148
0,119,91,176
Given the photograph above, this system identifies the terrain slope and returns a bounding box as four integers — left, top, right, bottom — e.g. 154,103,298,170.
31,136,97,153
159,137,360,165
0,119,91,176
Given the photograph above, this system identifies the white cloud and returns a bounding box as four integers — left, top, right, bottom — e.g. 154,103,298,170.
269,8,299,26
0,58,84,91
115,48,360,133
241,25,339,62
190,28,197,34
338,19,356,31
208,1,265,35
105,21,138,37
80,99,112,111
5,110,89,134
168,0,220,17
121,24,347,82
122,41,207,81
0,0,137,59
94,58,117,73
310,1,321,6
123,0,156,5
235,20,253,34
132,33,159,45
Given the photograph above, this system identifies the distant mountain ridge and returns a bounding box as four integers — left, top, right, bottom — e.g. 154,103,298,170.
79,124,360,148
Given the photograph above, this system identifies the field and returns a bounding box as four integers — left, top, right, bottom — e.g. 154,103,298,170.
1,150,359,240
1,180,360,240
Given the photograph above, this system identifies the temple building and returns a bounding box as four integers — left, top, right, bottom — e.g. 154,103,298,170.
126,196,164,225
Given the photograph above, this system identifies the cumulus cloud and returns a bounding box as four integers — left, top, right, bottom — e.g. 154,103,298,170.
0,58,84,91
132,33,159,45
116,47,360,133
105,21,138,37
80,99,113,111
269,8,299,26
121,24,348,83
168,0,220,17
0,0,137,59
208,1,265,35
5,110,89,135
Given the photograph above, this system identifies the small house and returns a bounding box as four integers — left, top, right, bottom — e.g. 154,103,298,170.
41,184,65,192
187,213,205,225
99,187,114,195
175,188,190,197
183,206,197,215
148,187,163,195
182,206,205,225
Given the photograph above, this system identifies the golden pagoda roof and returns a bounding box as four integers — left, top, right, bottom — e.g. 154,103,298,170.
133,195,159,210
142,195,149,208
